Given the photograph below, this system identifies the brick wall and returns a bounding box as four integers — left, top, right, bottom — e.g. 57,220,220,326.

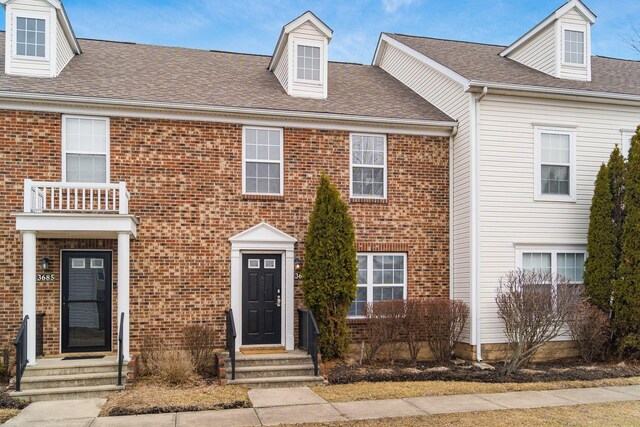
0,110,449,355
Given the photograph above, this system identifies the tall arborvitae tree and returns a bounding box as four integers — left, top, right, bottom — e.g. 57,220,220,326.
608,145,627,270
302,173,358,359
584,164,617,312
615,126,640,356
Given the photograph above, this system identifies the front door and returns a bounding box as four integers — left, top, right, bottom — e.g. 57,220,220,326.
61,251,112,353
242,254,282,345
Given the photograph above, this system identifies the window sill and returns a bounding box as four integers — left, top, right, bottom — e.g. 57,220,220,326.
350,197,388,205
534,195,577,203
242,194,285,202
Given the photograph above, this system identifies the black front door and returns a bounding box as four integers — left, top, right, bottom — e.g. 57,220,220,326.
62,251,112,353
242,254,282,345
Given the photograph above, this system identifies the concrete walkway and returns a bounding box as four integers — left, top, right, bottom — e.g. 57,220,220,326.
5,385,640,426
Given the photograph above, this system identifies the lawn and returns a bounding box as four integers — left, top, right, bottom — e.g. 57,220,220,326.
99,379,250,416
313,376,640,402
284,401,640,426
0,409,20,424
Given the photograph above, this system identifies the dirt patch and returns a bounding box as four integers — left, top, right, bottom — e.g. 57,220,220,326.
99,378,250,417
326,358,640,384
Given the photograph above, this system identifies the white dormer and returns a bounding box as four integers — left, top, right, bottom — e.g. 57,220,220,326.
268,11,333,99
500,0,596,82
1,0,81,78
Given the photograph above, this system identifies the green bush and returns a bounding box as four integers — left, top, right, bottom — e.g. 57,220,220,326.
302,173,358,360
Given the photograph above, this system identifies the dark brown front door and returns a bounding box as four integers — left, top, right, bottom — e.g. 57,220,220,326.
61,251,112,353
242,254,282,345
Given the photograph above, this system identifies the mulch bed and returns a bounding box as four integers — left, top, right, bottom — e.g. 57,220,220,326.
104,401,250,417
0,394,28,410
327,359,640,385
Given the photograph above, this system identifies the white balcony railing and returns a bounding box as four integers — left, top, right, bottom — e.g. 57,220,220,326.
23,179,130,215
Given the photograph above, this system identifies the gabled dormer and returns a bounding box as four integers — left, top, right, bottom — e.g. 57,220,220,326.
500,0,596,82
268,11,332,99
1,0,81,78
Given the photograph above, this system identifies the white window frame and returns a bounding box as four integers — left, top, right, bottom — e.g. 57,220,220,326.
349,133,388,200
349,252,407,319
12,12,50,62
292,39,324,85
534,127,576,202
516,246,587,285
561,24,587,68
62,115,111,183
241,126,284,196
622,130,635,158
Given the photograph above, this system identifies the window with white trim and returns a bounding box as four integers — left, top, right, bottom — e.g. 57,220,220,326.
242,127,283,195
296,44,321,81
519,248,586,284
16,16,46,58
350,134,387,199
63,116,109,183
349,253,407,318
563,29,585,65
622,132,634,158
534,128,576,201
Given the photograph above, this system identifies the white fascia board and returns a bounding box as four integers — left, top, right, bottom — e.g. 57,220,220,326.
0,91,458,135
13,213,138,238
500,0,595,57
373,34,470,90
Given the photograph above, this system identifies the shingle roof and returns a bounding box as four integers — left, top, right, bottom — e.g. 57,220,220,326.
0,32,453,124
387,33,640,97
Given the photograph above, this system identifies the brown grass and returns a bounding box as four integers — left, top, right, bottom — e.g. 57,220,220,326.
99,379,250,416
284,401,640,426
0,409,20,424
313,376,640,402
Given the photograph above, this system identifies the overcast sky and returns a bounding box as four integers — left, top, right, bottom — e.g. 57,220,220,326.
3,0,639,63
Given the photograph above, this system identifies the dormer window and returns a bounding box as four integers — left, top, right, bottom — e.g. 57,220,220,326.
296,43,321,82
563,28,585,65
15,16,46,58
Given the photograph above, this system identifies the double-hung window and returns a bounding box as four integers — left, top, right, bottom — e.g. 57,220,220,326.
242,127,284,195
296,44,321,82
349,253,407,318
63,116,109,183
563,28,585,66
15,16,46,58
350,133,387,199
534,128,576,201
519,248,586,284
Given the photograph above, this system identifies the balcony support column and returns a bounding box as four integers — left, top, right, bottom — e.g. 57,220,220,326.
22,230,37,365
117,232,130,361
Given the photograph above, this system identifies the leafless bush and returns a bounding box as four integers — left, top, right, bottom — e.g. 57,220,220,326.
496,269,584,376
155,349,196,385
424,298,469,365
567,302,611,362
183,324,217,375
139,336,164,376
403,300,428,365
363,300,405,364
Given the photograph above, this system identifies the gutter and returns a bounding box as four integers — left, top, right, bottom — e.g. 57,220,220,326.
449,125,458,301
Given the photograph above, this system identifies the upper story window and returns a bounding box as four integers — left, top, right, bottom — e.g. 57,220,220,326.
350,133,387,199
563,28,585,66
296,44,321,82
534,127,576,201
242,127,284,195
63,116,109,183
16,16,46,58
349,253,407,318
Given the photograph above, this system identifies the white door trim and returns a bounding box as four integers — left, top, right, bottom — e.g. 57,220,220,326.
229,222,297,351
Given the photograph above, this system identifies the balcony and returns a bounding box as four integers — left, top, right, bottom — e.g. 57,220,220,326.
13,179,138,239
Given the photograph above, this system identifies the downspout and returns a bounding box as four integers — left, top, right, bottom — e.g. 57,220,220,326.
473,86,488,362
449,125,458,301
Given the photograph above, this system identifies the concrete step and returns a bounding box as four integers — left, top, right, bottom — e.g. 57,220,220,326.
19,371,120,390
227,375,325,389
227,352,314,368
24,360,119,377
9,384,124,402
234,364,316,379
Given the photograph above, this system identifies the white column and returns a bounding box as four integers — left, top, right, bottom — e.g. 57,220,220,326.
22,231,37,365
117,232,130,361
230,248,242,351
284,249,295,351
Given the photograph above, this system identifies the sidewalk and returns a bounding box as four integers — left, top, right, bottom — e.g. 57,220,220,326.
5,384,640,426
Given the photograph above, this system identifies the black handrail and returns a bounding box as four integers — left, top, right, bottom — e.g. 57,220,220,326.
117,312,124,386
225,309,237,380
13,315,28,392
298,308,320,376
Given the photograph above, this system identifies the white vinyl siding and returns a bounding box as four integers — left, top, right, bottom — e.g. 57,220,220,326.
378,41,473,342
350,133,387,199
349,253,407,318
622,131,634,158
242,127,284,195
477,93,640,344
63,116,109,183
55,17,74,74
274,42,289,91
509,23,556,77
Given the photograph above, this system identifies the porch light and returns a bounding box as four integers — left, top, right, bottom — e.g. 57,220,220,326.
40,257,50,272
294,258,302,271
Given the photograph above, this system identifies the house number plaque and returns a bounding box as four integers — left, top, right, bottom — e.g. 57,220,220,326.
37,274,56,282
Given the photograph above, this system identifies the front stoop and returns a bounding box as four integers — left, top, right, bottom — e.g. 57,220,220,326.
9,356,126,402
217,350,325,388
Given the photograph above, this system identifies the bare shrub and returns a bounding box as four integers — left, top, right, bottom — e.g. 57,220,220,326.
424,298,469,365
155,349,196,385
139,336,164,376
402,300,427,365
496,269,584,376
183,324,217,375
363,300,405,364
567,302,611,362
